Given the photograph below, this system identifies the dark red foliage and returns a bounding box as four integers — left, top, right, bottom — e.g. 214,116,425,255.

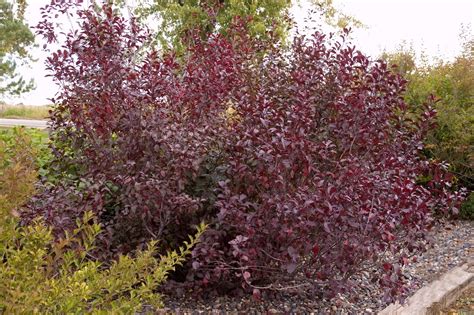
24,1,463,301
28,1,253,255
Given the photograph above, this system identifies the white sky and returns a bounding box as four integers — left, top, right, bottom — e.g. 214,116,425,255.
9,0,474,105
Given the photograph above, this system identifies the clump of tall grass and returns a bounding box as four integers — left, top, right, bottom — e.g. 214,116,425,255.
0,103,51,119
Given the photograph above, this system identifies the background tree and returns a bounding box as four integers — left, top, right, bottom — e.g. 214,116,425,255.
309,0,362,29
380,45,417,78
124,0,361,54
0,0,34,98
131,0,292,53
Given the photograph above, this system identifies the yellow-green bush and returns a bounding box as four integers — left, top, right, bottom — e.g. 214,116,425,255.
0,127,37,215
382,37,473,219
1,213,206,313
0,129,207,313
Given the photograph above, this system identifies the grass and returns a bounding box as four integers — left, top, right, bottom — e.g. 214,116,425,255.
0,104,51,120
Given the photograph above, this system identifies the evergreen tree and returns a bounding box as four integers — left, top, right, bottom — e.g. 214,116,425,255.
0,0,34,98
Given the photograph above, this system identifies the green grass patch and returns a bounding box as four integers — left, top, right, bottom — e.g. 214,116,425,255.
460,192,474,220
0,104,51,120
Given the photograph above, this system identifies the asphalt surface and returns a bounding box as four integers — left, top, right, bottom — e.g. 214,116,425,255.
0,118,48,129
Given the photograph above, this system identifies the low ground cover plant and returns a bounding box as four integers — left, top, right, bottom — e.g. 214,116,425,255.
23,1,464,302
0,128,207,313
460,193,474,220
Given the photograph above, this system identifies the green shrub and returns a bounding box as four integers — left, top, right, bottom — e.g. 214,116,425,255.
408,53,473,189
0,128,207,313
0,127,38,213
382,37,473,218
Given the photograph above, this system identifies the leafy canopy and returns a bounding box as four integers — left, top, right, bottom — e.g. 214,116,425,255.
115,0,362,54
133,0,291,53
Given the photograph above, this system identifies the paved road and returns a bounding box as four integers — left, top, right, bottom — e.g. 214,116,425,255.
0,118,48,129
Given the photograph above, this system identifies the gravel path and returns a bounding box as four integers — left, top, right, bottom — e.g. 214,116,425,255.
158,220,473,314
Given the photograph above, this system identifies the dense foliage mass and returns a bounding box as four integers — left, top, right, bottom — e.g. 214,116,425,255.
24,2,463,301
0,128,206,313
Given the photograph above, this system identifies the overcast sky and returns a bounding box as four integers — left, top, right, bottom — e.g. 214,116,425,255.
9,0,474,105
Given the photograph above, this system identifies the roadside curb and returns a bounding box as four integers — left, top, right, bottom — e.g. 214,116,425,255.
0,118,48,129
379,261,474,315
